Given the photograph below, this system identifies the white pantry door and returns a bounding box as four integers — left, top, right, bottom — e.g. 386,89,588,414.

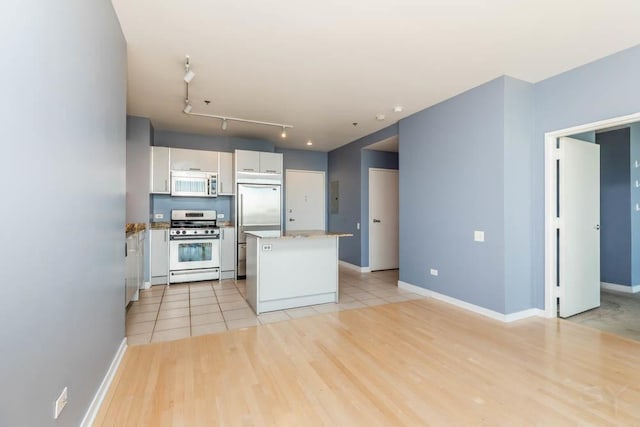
369,168,399,271
285,170,326,231
558,136,600,318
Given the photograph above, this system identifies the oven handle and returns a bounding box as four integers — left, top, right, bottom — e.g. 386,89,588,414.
170,268,219,276
169,235,220,241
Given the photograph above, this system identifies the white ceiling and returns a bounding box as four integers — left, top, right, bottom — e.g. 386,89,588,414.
112,0,640,152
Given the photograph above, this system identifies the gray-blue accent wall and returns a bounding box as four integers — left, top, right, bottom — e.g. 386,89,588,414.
1,1,127,425
597,128,632,285
328,124,399,266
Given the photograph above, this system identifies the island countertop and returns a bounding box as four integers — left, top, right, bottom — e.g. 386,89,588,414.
245,230,353,239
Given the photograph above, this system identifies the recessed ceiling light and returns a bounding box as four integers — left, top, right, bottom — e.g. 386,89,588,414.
376,114,385,121
393,106,403,113
306,141,313,146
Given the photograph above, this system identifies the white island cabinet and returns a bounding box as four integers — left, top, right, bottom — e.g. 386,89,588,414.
245,230,352,314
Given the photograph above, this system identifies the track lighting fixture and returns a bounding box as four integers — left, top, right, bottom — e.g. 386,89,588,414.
183,55,195,83
179,55,293,137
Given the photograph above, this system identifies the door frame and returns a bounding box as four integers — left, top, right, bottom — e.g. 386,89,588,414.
544,111,640,318
368,167,399,272
284,169,327,231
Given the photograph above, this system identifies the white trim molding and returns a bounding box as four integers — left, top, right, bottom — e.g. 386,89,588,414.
142,281,151,290
80,338,128,427
339,260,371,273
398,281,544,323
601,282,640,293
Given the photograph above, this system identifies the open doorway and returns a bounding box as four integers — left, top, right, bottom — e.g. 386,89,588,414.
545,113,640,342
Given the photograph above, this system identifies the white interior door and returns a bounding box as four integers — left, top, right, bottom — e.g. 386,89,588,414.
285,170,326,231
558,136,600,318
369,168,399,271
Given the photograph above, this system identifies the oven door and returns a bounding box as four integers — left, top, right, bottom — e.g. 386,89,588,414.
169,238,220,271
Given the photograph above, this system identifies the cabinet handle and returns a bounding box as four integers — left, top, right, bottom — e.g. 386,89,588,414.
164,179,168,191
220,181,223,193
243,168,255,172
222,228,225,239
164,230,167,242
265,169,277,173
189,168,201,171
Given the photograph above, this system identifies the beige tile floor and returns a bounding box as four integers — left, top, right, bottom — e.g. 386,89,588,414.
126,267,423,345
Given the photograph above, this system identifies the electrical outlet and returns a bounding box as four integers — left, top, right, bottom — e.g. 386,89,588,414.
356,222,360,230
54,387,68,419
262,244,272,251
430,268,438,276
217,213,224,219
154,213,164,220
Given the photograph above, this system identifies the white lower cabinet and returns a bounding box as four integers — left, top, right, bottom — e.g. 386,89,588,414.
125,230,145,305
150,228,169,285
220,226,235,279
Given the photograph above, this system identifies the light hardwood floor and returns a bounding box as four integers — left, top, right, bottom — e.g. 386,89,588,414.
95,298,640,426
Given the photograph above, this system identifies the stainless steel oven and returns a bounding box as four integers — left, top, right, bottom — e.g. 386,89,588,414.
169,210,221,283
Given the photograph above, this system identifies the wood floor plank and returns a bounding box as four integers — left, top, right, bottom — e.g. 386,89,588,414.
94,299,640,426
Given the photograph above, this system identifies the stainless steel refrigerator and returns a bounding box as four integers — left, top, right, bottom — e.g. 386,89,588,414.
236,183,282,277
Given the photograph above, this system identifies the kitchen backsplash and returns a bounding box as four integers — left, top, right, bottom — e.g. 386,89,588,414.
151,194,233,222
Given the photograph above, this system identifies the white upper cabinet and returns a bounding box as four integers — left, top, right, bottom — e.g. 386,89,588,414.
170,148,218,172
236,150,261,173
259,152,283,175
218,152,235,195
150,146,170,194
236,150,283,175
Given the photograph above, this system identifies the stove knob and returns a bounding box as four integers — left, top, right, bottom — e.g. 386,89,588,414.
205,230,209,234
182,230,187,234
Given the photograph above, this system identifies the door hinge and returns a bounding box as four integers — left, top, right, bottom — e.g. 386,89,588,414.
554,147,561,160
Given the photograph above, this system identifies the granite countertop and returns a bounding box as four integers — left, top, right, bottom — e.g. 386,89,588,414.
217,221,235,227
246,230,353,239
126,223,147,236
150,222,170,230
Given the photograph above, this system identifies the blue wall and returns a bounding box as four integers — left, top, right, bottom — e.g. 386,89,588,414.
0,1,127,425
360,150,399,266
531,44,640,306
155,130,275,152
328,124,398,266
152,195,233,222
631,124,640,285
597,128,631,285
399,77,508,313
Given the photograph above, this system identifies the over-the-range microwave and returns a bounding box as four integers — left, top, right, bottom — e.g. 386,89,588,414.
171,170,217,197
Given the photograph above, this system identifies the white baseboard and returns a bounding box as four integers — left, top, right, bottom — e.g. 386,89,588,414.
339,260,371,273
398,280,544,323
601,282,640,293
142,281,151,290
80,337,128,427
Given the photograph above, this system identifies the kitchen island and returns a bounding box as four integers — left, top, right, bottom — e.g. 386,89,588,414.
245,230,352,314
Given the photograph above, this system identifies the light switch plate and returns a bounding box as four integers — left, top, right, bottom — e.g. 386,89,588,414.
154,213,164,220
474,231,485,242
430,268,438,276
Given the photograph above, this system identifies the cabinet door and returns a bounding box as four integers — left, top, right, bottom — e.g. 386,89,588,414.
150,229,169,284
170,148,218,172
218,152,235,195
236,150,261,173
260,152,283,174
220,227,236,272
150,146,170,194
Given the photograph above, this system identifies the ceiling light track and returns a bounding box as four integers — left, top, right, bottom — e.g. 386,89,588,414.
181,55,292,137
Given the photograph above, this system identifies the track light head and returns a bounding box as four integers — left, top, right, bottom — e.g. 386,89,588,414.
281,127,287,139
183,103,192,114
221,119,228,131
184,69,195,83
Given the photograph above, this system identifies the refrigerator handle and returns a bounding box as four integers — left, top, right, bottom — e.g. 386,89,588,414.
239,193,243,234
